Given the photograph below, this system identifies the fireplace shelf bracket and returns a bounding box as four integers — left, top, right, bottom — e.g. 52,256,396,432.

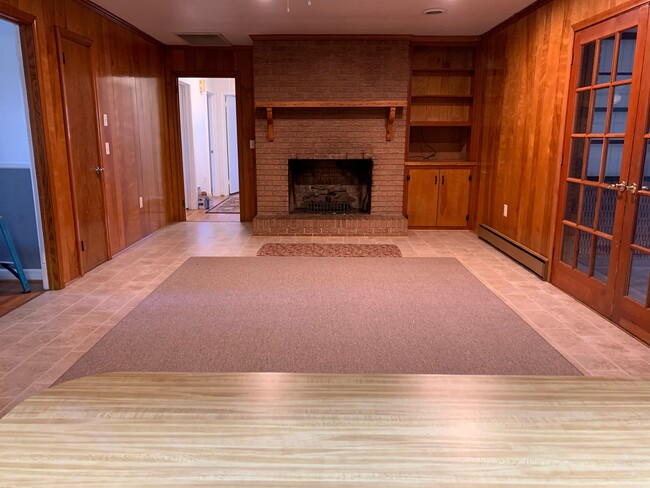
256,101,407,142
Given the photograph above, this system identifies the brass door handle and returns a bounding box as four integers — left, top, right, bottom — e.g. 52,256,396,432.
626,183,638,194
608,181,627,192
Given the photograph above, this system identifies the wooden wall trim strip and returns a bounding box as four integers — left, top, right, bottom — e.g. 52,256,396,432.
411,36,482,46
572,0,649,30
482,0,554,38
0,1,35,23
250,34,413,42
71,0,163,47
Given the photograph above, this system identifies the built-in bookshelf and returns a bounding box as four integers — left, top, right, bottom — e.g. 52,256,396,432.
407,43,478,163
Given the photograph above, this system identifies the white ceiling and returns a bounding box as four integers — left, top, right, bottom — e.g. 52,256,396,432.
93,0,538,46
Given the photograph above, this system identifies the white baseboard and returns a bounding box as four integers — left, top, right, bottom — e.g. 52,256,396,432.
0,267,42,281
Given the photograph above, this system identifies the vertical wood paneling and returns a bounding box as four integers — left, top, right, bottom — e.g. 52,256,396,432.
2,0,173,286
164,47,257,222
477,0,631,258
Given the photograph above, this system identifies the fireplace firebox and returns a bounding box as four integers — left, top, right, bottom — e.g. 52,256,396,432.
288,159,373,214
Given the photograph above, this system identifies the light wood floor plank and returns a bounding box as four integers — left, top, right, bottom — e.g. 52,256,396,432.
1,373,650,486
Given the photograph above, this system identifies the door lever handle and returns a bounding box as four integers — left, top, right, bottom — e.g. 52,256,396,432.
95,166,104,176
626,183,638,194
608,181,627,192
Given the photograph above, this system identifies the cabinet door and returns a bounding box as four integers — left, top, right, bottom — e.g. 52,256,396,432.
407,169,440,227
437,169,471,227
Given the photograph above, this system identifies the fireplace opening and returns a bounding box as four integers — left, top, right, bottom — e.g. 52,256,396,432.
288,159,373,214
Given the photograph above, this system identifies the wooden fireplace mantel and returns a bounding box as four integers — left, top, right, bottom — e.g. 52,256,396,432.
255,100,407,142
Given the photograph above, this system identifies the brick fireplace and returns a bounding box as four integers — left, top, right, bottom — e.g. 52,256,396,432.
252,38,409,236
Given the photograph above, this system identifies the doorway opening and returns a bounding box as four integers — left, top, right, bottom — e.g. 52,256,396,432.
0,17,48,315
178,78,240,222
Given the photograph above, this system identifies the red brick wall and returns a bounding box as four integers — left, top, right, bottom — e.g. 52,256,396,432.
254,40,409,215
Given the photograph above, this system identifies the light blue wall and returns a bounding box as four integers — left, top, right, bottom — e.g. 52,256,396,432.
0,169,41,269
0,20,31,165
0,19,41,271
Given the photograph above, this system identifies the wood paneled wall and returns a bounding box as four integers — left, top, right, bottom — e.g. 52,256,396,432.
477,0,633,258
164,47,257,222
1,0,172,287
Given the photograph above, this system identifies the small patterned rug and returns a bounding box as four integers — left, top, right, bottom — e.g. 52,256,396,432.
206,194,240,214
257,243,402,257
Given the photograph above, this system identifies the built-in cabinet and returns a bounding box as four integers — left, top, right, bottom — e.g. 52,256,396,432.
406,167,472,228
405,39,479,229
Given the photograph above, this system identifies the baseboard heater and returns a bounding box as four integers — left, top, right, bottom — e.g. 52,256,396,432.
477,224,549,280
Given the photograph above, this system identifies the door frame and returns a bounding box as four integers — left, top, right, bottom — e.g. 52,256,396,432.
0,3,61,288
54,26,111,276
169,71,248,222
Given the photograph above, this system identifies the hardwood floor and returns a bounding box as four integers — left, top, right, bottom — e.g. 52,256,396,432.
0,281,43,318
1,372,649,485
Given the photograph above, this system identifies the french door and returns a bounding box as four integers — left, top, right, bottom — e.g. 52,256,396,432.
552,5,650,343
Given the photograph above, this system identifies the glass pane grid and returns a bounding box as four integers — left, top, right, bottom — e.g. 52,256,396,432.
626,250,650,307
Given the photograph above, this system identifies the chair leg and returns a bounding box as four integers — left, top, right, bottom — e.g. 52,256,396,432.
0,219,31,293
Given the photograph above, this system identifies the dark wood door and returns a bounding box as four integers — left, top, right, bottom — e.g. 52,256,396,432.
407,169,439,227
56,29,109,274
552,7,650,338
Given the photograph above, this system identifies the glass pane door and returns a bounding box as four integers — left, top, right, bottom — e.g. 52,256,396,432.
614,104,650,332
552,9,644,318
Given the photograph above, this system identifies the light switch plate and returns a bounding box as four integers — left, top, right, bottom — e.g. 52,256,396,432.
503,204,508,218
103,114,108,126
105,142,110,155
139,197,144,208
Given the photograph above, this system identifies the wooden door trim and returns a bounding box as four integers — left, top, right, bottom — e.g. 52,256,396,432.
0,3,62,289
573,0,650,31
0,1,34,23
54,26,111,275
168,71,250,222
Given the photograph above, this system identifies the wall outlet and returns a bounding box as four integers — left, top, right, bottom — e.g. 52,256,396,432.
250,139,256,149
503,204,508,218
139,196,144,209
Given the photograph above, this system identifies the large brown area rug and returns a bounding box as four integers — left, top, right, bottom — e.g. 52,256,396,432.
57,257,581,383
257,243,402,257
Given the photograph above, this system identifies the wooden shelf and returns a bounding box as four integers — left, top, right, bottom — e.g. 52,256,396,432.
255,100,407,108
411,95,473,102
410,121,472,127
405,160,477,167
255,100,407,142
412,69,474,75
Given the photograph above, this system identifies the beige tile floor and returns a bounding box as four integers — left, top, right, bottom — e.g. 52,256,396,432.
1,222,649,417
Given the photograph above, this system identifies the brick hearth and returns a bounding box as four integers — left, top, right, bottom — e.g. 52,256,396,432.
252,39,409,236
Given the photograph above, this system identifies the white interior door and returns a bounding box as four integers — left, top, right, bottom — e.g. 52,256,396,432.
178,82,196,209
206,91,217,196
225,94,239,195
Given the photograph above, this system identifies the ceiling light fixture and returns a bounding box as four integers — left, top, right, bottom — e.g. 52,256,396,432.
421,7,448,15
